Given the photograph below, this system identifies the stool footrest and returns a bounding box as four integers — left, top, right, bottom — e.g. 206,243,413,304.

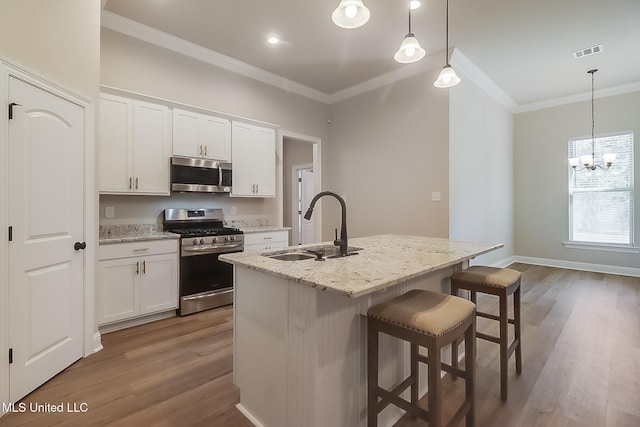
507,338,520,359
378,386,430,422
476,331,500,344
447,399,473,427
477,311,515,325
416,352,469,380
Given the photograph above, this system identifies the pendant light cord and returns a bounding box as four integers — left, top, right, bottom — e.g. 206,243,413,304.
408,8,412,34
445,0,450,65
589,69,597,158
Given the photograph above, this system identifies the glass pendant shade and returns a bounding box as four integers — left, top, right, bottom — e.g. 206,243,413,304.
332,0,370,29
394,34,426,63
433,64,461,88
603,153,616,166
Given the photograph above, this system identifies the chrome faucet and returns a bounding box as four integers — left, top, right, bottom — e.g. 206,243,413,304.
304,191,348,256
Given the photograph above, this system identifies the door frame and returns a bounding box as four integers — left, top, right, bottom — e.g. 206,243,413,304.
0,59,98,408
277,130,322,243
290,163,314,246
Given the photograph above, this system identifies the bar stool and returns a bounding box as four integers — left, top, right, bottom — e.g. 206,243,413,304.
367,289,476,427
450,266,522,401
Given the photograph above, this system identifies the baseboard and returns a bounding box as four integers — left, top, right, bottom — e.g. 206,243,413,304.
98,310,177,334
92,331,103,354
236,404,265,427
511,255,640,277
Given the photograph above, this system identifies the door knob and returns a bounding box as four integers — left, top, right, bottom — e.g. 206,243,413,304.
74,241,87,251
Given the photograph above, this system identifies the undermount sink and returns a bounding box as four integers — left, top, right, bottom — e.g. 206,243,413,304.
303,245,362,259
267,253,316,261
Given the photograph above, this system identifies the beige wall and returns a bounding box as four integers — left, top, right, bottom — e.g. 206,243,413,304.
100,28,329,226
0,0,101,412
326,69,450,239
450,75,514,265
514,91,640,268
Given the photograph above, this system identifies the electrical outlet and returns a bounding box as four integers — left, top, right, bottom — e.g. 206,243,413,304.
230,206,237,215
105,206,115,218
431,192,441,202
294,307,306,331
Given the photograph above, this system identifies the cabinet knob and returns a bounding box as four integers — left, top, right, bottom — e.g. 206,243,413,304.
74,241,87,251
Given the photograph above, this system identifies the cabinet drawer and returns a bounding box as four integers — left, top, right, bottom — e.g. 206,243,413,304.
99,239,178,260
244,230,289,246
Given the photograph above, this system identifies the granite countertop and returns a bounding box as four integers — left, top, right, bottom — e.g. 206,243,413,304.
99,224,180,244
219,234,502,298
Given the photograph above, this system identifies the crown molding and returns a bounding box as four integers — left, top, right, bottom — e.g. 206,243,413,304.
450,48,518,112
515,81,640,113
327,54,443,104
101,11,331,104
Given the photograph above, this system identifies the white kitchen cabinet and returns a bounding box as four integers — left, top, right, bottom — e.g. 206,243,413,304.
99,93,171,195
231,121,276,197
98,240,178,326
243,230,289,253
173,108,231,161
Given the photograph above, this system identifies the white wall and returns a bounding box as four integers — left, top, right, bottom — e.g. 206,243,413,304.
326,68,450,240
100,28,329,227
514,91,640,269
449,75,515,265
0,0,101,411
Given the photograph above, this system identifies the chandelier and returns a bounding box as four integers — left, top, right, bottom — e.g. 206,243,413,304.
568,69,616,171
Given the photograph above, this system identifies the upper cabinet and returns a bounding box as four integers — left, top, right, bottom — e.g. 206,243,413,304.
231,122,276,197
173,108,231,161
99,93,171,195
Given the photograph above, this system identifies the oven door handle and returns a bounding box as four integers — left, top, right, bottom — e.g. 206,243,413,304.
182,243,244,253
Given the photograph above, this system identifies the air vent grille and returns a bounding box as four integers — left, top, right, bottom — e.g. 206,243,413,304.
573,44,603,59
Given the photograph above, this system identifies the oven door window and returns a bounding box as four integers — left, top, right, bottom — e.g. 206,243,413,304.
179,251,237,296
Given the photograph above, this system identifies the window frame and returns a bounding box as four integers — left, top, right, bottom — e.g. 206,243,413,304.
565,131,635,251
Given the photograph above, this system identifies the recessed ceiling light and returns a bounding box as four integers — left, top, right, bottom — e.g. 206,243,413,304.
267,36,279,45
409,1,421,9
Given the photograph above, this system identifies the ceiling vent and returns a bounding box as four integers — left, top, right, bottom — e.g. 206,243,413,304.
573,44,603,59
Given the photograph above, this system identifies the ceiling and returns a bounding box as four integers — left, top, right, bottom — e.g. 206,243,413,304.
102,0,640,108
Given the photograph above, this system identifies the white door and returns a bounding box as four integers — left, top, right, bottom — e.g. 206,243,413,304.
8,77,85,402
300,169,315,244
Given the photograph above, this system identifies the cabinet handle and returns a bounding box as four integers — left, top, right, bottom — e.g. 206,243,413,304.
199,145,203,156
142,260,146,274
204,145,208,156
136,261,140,275
135,177,139,190
256,183,259,193
129,177,132,190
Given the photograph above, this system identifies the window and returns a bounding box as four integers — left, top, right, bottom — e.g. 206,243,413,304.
568,132,634,246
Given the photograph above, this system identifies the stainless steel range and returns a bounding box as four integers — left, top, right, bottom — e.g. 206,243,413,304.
164,208,244,316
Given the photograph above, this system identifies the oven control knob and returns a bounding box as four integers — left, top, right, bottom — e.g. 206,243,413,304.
200,238,204,245
192,239,198,245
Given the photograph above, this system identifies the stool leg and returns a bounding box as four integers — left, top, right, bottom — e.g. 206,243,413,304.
514,284,522,374
465,318,476,427
411,343,419,405
367,319,379,427
451,284,459,378
428,344,442,427
499,290,508,401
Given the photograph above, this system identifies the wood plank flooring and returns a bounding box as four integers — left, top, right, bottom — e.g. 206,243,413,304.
1,265,639,426
395,264,640,427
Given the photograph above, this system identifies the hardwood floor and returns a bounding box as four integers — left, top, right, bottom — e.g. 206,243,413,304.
1,265,638,426
396,264,640,427
1,305,253,427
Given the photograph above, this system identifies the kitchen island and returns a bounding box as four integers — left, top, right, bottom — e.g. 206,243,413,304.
220,234,502,427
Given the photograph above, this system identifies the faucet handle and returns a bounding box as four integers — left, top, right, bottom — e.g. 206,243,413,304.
333,228,339,246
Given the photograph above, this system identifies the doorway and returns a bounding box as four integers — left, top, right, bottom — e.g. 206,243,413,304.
292,164,315,245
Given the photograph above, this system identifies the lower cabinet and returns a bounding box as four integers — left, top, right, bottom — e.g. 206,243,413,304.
98,240,178,326
244,230,289,253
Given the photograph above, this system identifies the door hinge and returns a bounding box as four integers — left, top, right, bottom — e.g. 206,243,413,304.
8,102,21,120
8,226,12,242
298,177,302,182
9,348,13,364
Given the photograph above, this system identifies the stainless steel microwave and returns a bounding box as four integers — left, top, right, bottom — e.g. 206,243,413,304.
170,156,232,193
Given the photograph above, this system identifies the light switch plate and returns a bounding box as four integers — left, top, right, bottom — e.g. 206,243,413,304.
105,206,115,218
431,192,441,202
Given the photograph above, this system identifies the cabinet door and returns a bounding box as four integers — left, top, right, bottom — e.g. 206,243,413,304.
98,258,140,325
133,100,171,195
201,115,231,161
173,108,201,158
140,253,178,315
231,121,255,196
99,94,133,193
252,126,276,197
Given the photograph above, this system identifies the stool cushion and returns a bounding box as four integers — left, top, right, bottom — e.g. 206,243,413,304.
367,289,475,337
451,266,521,289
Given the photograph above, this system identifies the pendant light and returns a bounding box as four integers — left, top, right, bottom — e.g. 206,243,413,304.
568,69,616,171
434,0,461,88
394,6,426,64
332,0,370,29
